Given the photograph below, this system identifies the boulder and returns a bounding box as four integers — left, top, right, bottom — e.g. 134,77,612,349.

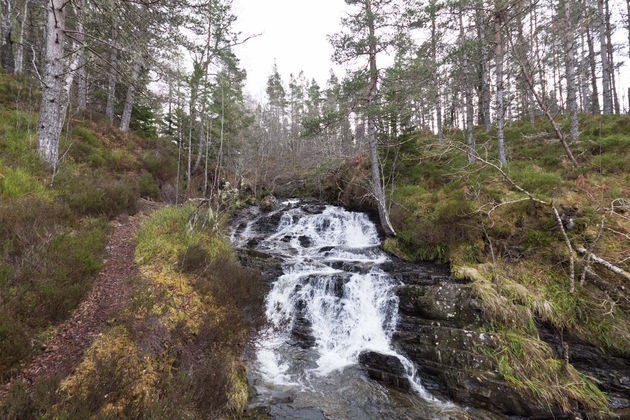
358,351,411,391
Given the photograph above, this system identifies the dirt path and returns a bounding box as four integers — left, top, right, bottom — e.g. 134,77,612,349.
0,199,162,400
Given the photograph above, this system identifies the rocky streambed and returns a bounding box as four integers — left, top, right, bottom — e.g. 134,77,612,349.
232,199,630,419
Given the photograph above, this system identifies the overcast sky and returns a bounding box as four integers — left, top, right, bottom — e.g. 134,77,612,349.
232,0,346,101
231,0,630,112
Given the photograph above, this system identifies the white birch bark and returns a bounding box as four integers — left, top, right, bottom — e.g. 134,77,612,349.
494,5,506,166
460,11,475,163
14,0,28,74
120,60,140,132
476,4,491,132
37,0,67,167
0,0,13,73
76,0,87,112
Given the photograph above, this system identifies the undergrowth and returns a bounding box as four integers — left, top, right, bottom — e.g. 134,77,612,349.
0,74,177,383
0,204,263,418
322,113,630,413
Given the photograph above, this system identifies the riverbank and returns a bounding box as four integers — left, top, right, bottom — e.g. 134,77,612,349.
312,115,630,416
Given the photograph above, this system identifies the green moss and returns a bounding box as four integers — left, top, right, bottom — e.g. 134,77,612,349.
510,165,563,196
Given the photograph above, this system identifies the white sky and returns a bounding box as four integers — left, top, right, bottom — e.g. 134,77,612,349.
231,0,630,112
232,0,346,101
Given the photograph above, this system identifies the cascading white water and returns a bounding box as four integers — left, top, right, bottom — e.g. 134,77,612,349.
237,203,438,402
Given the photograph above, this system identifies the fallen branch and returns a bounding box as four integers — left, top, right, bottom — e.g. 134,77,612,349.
553,206,575,293
450,142,577,292
580,215,605,286
576,248,630,281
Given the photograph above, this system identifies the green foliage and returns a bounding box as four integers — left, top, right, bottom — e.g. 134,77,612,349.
138,171,160,199
59,173,139,217
0,166,46,199
509,164,563,196
591,152,627,174
131,104,158,139
135,204,229,266
141,150,177,181
492,332,608,412
0,75,177,383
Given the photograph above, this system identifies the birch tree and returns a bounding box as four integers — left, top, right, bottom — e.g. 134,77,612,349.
477,2,491,132
14,0,29,74
120,59,140,132
0,0,13,73
494,0,507,166
37,0,81,167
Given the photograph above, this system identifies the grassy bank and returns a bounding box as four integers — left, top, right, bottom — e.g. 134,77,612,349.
1,203,263,418
324,114,630,413
0,74,177,383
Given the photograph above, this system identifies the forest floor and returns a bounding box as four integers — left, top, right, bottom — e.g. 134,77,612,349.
0,199,162,402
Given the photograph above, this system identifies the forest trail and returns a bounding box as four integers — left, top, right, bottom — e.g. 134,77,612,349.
0,199,163,401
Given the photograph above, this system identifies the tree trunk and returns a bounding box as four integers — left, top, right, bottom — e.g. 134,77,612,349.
585,8,600,114
461,12,475,163
604,0,619,114
579,32,590,112
431,3,442,144
366,0,395,236
598,0,612,114
120,60,140,132
37,0,67,167
495,5,506,166
627,0,630,58
76,0,86,111
14,0,28,74
0,0,14,73
477,5,491,132
513,39,579,168
562,0,579,141
106,26,118,122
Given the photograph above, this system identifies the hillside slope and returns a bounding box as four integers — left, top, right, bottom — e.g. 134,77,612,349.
322,114,630,416
0,74,176,386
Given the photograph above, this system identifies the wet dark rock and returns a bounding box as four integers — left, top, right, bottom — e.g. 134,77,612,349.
291,303,315,349
397,283,481,327
358,351,410,392
251,211,284,236
303,204,327,214
298,235,312,248
329,276,345,298
246,237,260,248
270,391,294,404
327,260,372,274
318,246,335,253
269,404,327,420
538,322,630,410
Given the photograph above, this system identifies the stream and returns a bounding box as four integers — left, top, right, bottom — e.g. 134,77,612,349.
232,200,473,419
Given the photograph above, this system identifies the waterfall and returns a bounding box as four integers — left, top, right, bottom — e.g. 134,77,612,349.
235,203,437,401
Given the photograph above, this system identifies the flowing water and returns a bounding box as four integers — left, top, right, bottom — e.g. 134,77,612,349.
232,201,471,419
